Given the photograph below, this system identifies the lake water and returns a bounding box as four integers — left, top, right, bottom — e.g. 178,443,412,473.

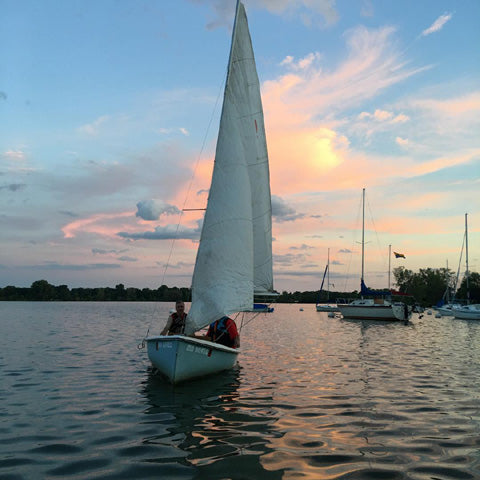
1,302,479,480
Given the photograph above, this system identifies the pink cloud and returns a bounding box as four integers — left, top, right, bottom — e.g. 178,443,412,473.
62,211,134,239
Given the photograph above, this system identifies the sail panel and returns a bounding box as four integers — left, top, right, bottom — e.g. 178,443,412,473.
186,3,256,334
236,3,274,294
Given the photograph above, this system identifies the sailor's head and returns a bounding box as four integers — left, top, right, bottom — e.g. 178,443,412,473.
175,301,185,312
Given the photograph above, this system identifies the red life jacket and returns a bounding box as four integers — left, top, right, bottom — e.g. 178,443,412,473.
208,316,237,348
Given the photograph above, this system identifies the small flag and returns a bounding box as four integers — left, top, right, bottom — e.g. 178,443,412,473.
394,251,406,258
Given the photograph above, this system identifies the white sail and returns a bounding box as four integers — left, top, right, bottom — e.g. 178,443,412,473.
185,2,273,334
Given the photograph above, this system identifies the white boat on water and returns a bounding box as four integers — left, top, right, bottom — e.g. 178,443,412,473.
337,189,411,322
436,304,463,316
452,214,479,321
316,304,340,312
146,1,276,383
452,304,480,320
338,297,411,321
146,336,239,384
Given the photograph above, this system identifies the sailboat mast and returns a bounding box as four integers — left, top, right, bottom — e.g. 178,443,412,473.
361,188,365,284
388,244,391,290
465,212,469,304
327,247,330,300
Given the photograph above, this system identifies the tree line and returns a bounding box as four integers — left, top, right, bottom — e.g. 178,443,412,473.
0,267,478,306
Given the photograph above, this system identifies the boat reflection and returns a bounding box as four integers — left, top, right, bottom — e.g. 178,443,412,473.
140,367,284,479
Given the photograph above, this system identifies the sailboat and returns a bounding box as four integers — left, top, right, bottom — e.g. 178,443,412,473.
316,248,340,312
145,1,276,383
337,189,411,321
453,214,480,320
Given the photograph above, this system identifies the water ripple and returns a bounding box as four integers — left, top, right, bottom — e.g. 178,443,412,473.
1,302,479,479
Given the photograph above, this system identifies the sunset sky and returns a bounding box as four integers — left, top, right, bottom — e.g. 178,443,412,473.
1,0,479,294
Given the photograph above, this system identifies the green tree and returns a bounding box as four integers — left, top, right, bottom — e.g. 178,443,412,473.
30,280,55,300
456,271,480,303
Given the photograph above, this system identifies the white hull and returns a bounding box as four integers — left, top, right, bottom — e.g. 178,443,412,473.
338,301,410,321
453,304,480,320
436,304,462,316
146,335,239,384
316,304,340,312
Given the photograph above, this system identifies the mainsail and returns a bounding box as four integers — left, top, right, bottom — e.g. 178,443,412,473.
185,2,273,334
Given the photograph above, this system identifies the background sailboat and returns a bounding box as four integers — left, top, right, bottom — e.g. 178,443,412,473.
337,189,411,322
316,248,340,312
452,214,480,320
146,1,276,382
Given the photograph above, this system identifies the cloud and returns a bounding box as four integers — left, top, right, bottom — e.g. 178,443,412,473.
360,0,374,18
396,137,409,147
3,150,26,161
272,195,305,222
0,91,6,101
338,248,352,253
273,253,310,265
158,261,193,269
158,127,190,136
77,115,110,136
62,212,134,239
358,109,409,123
117,223,201,241
92,248,128,255
289,243,314,250
21,262,122,271
118,256,138,262
397,91,480,154
262,24,429,194
281,52,323,71
0,183,26,192
59,210,78,218
421,13,453,37
190,0,339,30
136,199,181,221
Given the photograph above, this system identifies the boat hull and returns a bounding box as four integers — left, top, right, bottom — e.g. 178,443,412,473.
436,304,462,316
316,304,339,312
252,303,274,312
146,335,239,384
452,305,480,320
338,303,410,321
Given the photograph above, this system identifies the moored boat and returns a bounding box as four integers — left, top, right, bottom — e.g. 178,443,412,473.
337,189,411,322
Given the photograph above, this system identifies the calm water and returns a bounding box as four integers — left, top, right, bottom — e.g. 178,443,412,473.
1,302,479,480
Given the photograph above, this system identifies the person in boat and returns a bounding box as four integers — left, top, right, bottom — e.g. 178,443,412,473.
205,316,240,349
160,301,187,335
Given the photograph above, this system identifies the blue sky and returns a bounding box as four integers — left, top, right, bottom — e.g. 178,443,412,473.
1,0,479,293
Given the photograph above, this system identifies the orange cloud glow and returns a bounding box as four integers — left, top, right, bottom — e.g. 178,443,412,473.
62,211,134,239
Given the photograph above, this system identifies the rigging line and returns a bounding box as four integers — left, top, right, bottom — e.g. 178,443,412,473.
142,77,227,337
365,195,388,274
343,190,363,292
159,77,226,287
453,231,466,298
236,309,264,332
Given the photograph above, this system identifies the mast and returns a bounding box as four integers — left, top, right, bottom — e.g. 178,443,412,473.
327,248,330,300
388,244,391,290
465,213,469,304
361,188,365,286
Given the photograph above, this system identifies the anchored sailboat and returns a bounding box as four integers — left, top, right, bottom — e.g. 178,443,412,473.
453,214,480,320
337,189,412,321
316,248,339,312
146,1,276,382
